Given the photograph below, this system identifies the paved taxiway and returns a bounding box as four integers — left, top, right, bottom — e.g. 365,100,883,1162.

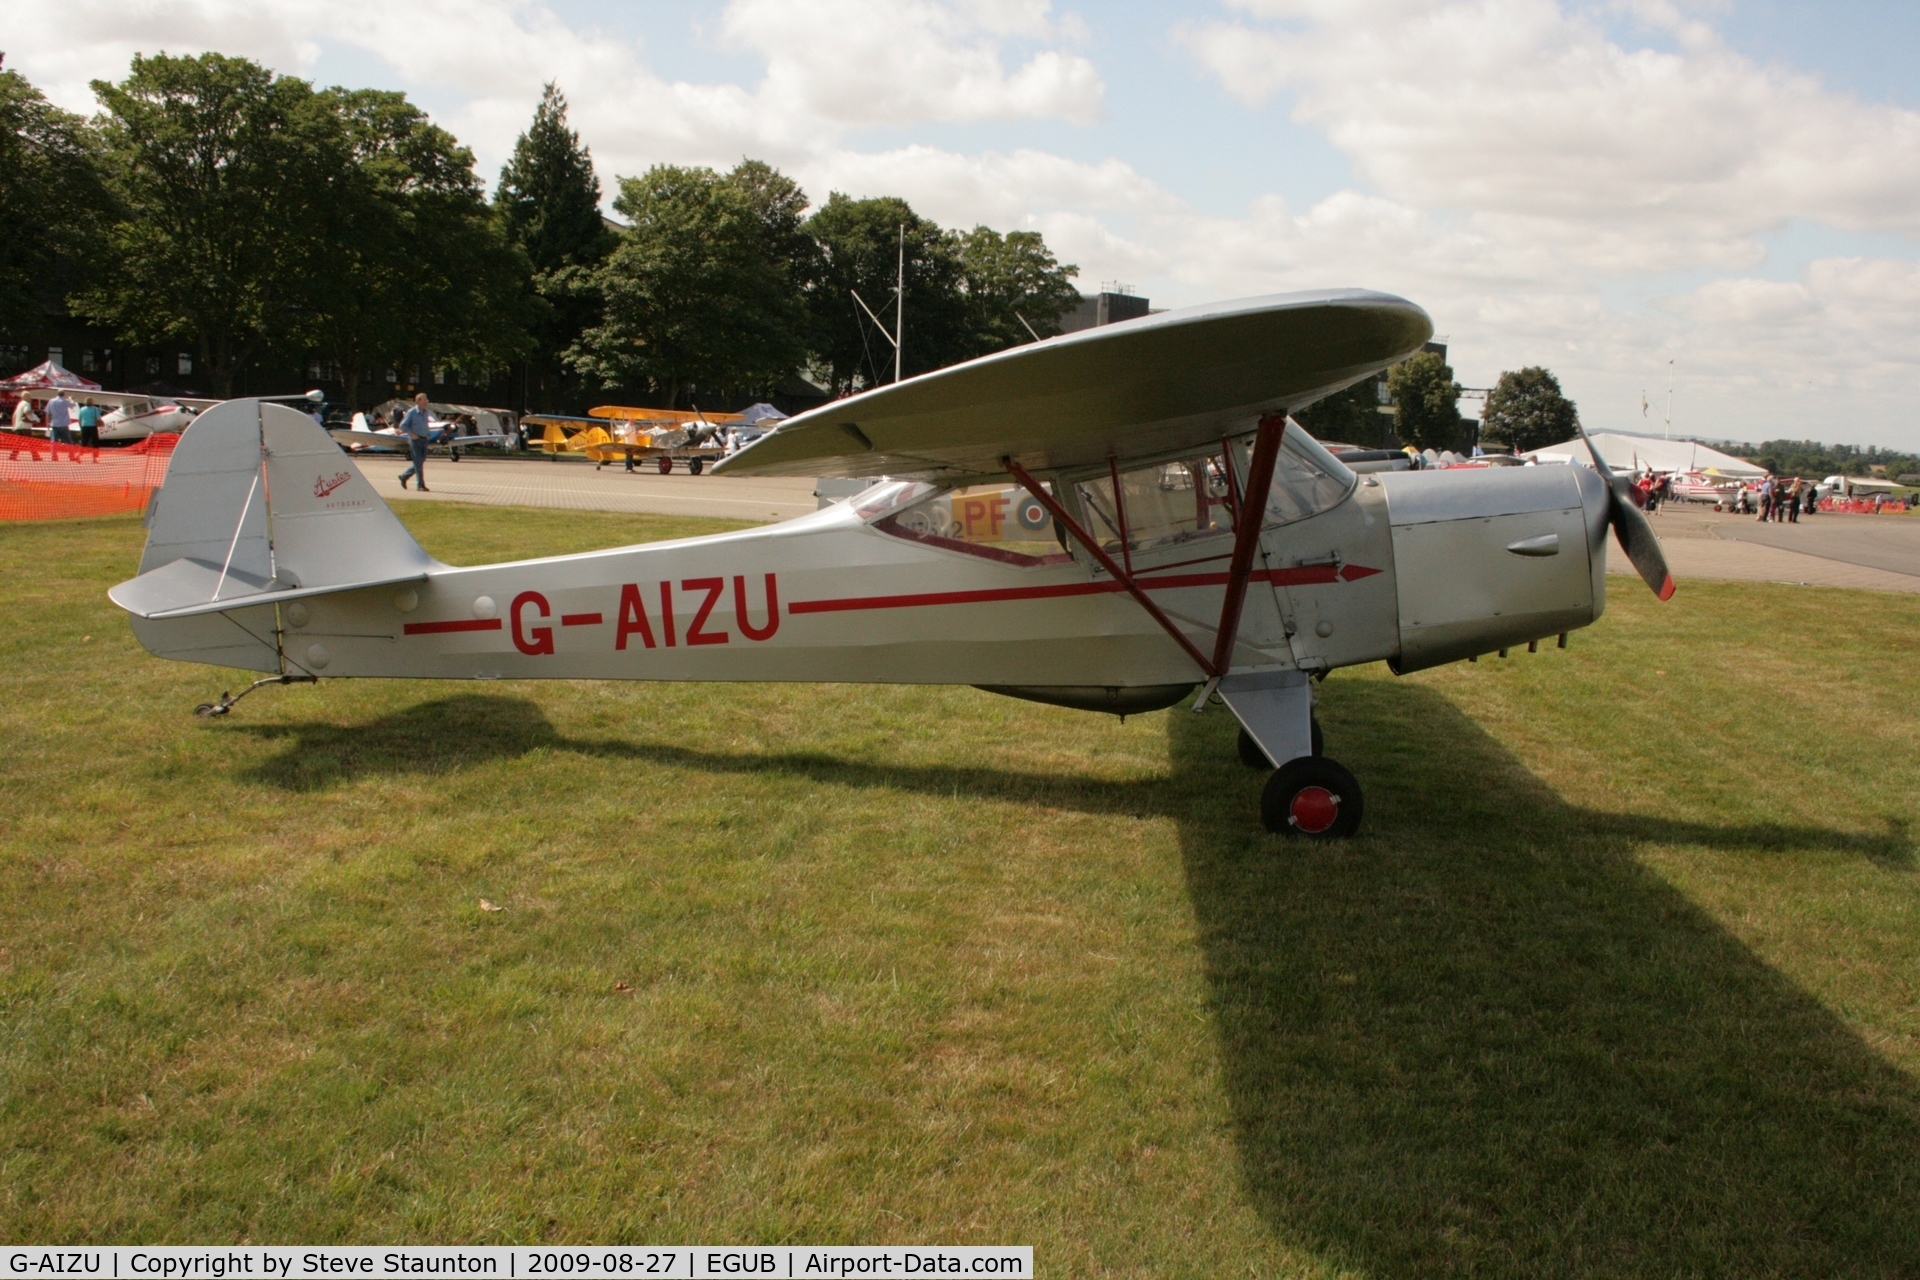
1610,506,1919,594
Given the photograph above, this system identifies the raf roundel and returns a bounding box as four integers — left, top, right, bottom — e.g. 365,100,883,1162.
1015,497,1050,532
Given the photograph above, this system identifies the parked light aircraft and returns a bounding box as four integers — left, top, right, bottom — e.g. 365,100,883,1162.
107,289,1672,838
328,402,518,458
21,387,219,441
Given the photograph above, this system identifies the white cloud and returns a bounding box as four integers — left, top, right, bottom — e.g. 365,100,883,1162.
1183,0,1920,264
721,0,1103,127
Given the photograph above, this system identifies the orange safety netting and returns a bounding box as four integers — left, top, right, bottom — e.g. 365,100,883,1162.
0,431,180,521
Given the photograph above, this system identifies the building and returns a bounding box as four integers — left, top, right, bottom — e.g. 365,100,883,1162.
1058,288,1152,334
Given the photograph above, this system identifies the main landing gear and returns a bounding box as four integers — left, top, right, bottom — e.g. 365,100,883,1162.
1219,671,1363,840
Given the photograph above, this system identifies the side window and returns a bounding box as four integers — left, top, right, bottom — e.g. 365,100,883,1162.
874,482,1073,567
1076,459,1236,556
1264,428,1355,526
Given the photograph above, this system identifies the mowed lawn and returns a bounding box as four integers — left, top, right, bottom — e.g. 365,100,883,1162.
3,503,1919,1276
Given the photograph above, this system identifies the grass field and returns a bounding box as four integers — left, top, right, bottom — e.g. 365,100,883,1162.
3,504,1919,1275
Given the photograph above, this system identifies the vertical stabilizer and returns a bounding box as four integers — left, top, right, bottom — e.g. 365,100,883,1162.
113,402,438,672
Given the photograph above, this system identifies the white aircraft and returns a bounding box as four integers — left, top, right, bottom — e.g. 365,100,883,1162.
328,401,519,459
107,289,1672,838
21,387,220,441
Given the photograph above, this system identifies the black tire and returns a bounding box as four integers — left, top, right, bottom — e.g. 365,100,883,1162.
689,457,704,475
1261,756,1363,839
194,703,216,718
1236,716,1323,768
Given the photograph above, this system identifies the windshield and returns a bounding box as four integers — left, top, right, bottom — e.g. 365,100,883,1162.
1263,426,1356,526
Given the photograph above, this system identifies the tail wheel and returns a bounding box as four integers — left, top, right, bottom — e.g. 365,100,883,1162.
1261,756,1363,839
1235,716,1324,768
658,457,673,474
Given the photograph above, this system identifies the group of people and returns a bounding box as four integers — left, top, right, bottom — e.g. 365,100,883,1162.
1633,472,1673,513
9,390,106,451
1747,476,1813,522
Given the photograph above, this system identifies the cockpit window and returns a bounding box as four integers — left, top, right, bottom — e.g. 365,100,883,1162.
850,479,937,520
1263,427,1355,527
1076,459,1236,556
873,482,1073,567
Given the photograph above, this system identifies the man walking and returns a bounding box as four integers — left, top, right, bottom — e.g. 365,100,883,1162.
396,392,433,492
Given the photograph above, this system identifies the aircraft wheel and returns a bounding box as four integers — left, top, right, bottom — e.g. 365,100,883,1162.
689,457,704,475
1261,756,1363,839
450,448,461,461
1235,716,1323,768
658,457,673,474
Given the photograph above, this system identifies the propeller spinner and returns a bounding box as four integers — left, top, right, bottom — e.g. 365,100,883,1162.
1577,424,1675,601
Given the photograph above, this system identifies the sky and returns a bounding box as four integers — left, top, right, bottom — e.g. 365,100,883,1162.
5,0,1918,449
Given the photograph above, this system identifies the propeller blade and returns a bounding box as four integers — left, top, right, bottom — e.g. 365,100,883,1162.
1610,488,1675,600
1576,422,1674,601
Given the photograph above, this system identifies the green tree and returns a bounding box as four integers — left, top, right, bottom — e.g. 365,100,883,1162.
0,57,111,336
496,84,613,277
1387,351,1465,452
953,226,1079,352
321,88,536,405
568,162,810,405
804,194,971,393
1480,365,1578,453
495,84,612,408
1295,378,1395,448
77,53,340,397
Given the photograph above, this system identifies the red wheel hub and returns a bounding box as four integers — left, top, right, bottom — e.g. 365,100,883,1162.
1288,785,1340,834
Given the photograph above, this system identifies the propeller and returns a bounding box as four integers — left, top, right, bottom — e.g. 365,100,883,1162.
1578,423,1675,600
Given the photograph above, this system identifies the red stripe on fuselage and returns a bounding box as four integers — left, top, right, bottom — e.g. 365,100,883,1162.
787,564,1381,615
403,618,504,635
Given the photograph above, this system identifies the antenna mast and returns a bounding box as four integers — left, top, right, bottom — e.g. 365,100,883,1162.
895,224,905,384
1665,359,1674,441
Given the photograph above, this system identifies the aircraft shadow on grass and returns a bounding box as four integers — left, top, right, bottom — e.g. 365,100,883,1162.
234,686,1920,1276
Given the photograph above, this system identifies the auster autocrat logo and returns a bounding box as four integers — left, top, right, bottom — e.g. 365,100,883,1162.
314,471,351,498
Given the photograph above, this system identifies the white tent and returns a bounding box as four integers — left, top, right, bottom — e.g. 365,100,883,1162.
1526,432,1767,478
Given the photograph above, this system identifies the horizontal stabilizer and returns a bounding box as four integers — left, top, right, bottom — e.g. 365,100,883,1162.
714,288,1432,480
109,556,425,620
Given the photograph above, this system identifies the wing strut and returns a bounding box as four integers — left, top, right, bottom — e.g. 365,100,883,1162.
1211,415,1286,674
1005,456,1217,674
1004,412,1288,679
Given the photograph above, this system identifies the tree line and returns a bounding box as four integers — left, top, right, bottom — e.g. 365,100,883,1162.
1295,351,1583,455
0,54,1081,407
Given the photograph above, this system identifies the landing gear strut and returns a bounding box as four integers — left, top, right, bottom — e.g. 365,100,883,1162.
194,673,315,717
1238,717,1322,766
1217,670,1362,838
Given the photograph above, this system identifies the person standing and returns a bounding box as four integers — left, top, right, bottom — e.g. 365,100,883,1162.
396,392,433,491
44,390,76,457
76,398,102,450
10,394,39,437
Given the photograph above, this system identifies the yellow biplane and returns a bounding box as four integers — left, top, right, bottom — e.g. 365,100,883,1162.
523,405,751,473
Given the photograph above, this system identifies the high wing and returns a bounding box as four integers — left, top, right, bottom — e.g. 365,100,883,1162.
713,288,1431,480
21,387,219,410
